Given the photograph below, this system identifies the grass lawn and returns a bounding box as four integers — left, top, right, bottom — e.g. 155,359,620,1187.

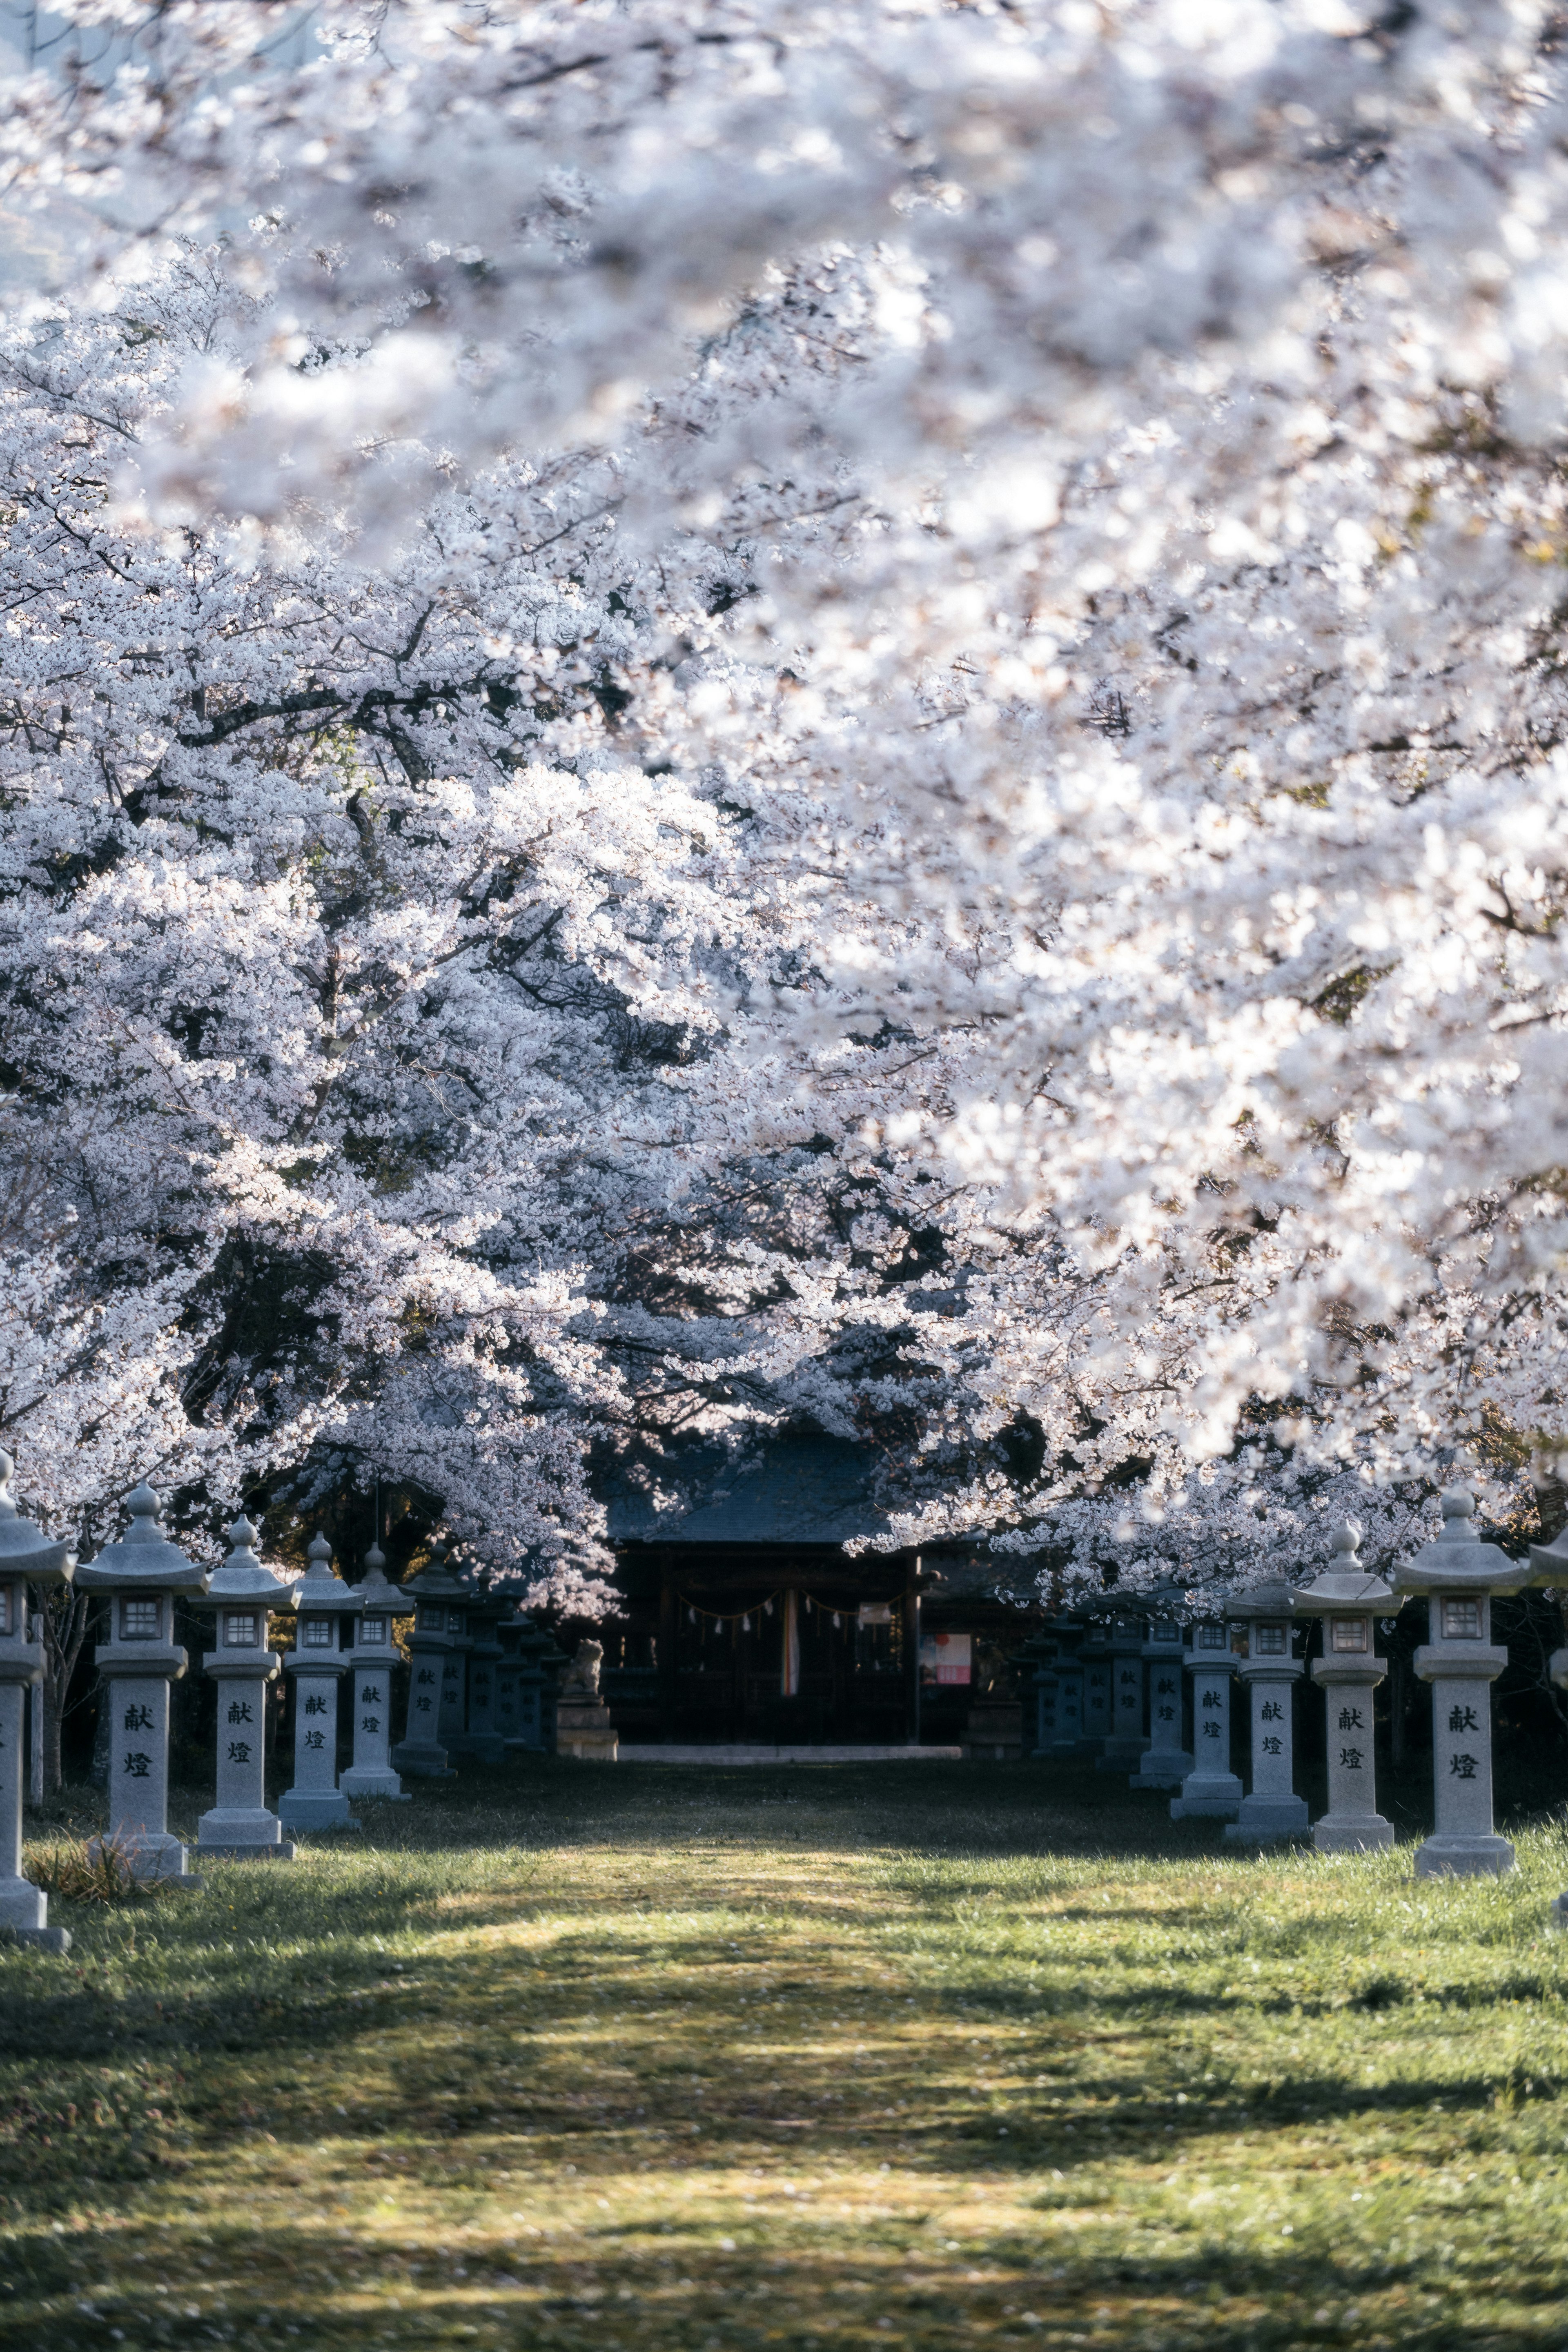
5,1760,1568,2352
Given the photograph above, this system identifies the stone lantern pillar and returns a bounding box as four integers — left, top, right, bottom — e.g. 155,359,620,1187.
390,1547,462,1780
1296,1524,1400,1854
1033,1632,1063,1755
1223,1579,1309,1845
1076,1610,1113,1753
448,1580,507,1765
279,1535,356,1833
437,1575,473,1752
76,1481,209,1885
498,1611,566,1753
194,1518,298,1860
1396,1491,1528,1877
0,1451,75,1948
1096,1617,1147,1771
1171,1616,1242,1820
1131,1595,1192,1791
1045,1617,1087,1757
339,1546,411,1803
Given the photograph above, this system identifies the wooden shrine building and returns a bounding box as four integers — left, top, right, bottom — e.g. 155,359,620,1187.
595,1435,1045,1749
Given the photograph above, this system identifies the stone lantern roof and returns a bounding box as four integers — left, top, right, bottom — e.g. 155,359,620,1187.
1225,1577,1297,1621
290,1531,354,1610
1527,1499,1568,1586
396,1539,466,1605
194,1518,297,1612
1292,1523,1397,1611
353,1544,399,1610
1396,1492,1530,1597
76,1482,209,1593
0,1450,74,1584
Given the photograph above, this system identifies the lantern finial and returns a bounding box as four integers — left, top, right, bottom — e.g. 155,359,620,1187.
307,1531,333,1568
125,1482,161,1536
0,1450,14,1519
1441,1489,1475,1524
1331,1520,1361,1560
365,1541,386,1575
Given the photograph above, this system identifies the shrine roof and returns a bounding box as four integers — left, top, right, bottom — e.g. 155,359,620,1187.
604,1434,892,1547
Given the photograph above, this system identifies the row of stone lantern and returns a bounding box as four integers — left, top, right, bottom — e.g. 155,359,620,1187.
0,1467,570,1947
1027,1491,1543,1878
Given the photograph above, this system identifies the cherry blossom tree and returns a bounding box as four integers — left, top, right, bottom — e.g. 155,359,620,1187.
3,0,1568,1611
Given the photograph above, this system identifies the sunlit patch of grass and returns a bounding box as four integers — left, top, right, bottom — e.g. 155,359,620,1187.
2,1762,1568,2348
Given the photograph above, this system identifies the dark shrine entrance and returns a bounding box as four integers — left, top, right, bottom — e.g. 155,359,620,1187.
657,1548,919,1746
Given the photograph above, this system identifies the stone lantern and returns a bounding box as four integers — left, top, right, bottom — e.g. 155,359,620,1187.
1170,1614,1242,1820
497,1610,565,1753
278,1534,356,1832
1397,1490,1528,1877
76,1481,208,1885
1295,1523,1400,1853
1096,1616,1147,1771
390,1544,462,1779
1131,1593,1192,1791
339,1545,411,1804
1223,1579,1308,1846
0,1450,75,1949
194,1517,298,1860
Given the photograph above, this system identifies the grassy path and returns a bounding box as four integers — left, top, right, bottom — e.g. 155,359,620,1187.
4,1762,1568,2350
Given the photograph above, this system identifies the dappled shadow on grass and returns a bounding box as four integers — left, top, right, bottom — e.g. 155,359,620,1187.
6,1765,1568,2351
3,2199,1566,2352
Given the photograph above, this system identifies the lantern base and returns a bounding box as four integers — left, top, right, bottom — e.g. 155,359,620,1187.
277,1789,359,1830
1130,1748,1193,1791
0,1873,69,1948
339,1766,412,1800
389,1740,456,1779
197,1805,292,1855
90,1830,201,1888
1224,1793,1310,1843
1095,1738,1147,1772
1171,1772,1243,1820
446,1734,507,1766
1414,1832,1515,1878
1312,1811,1394,1854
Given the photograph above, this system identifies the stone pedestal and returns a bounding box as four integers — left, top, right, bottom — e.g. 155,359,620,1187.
78,1484,207,1888
279,1535,356,1832
1402,1493,1528,1877
1096,1621,1147,1771
196,1519,296,1860
1132,1604,1192,1790
1298,1525,1400,1855
0,1457,74,1948
557,1641,618,1760
1223,1581,1307,1844
338,1550,411,1802
1171,1624,1242,1820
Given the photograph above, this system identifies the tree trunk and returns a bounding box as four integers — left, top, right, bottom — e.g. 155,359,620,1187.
37,1586,94,1797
